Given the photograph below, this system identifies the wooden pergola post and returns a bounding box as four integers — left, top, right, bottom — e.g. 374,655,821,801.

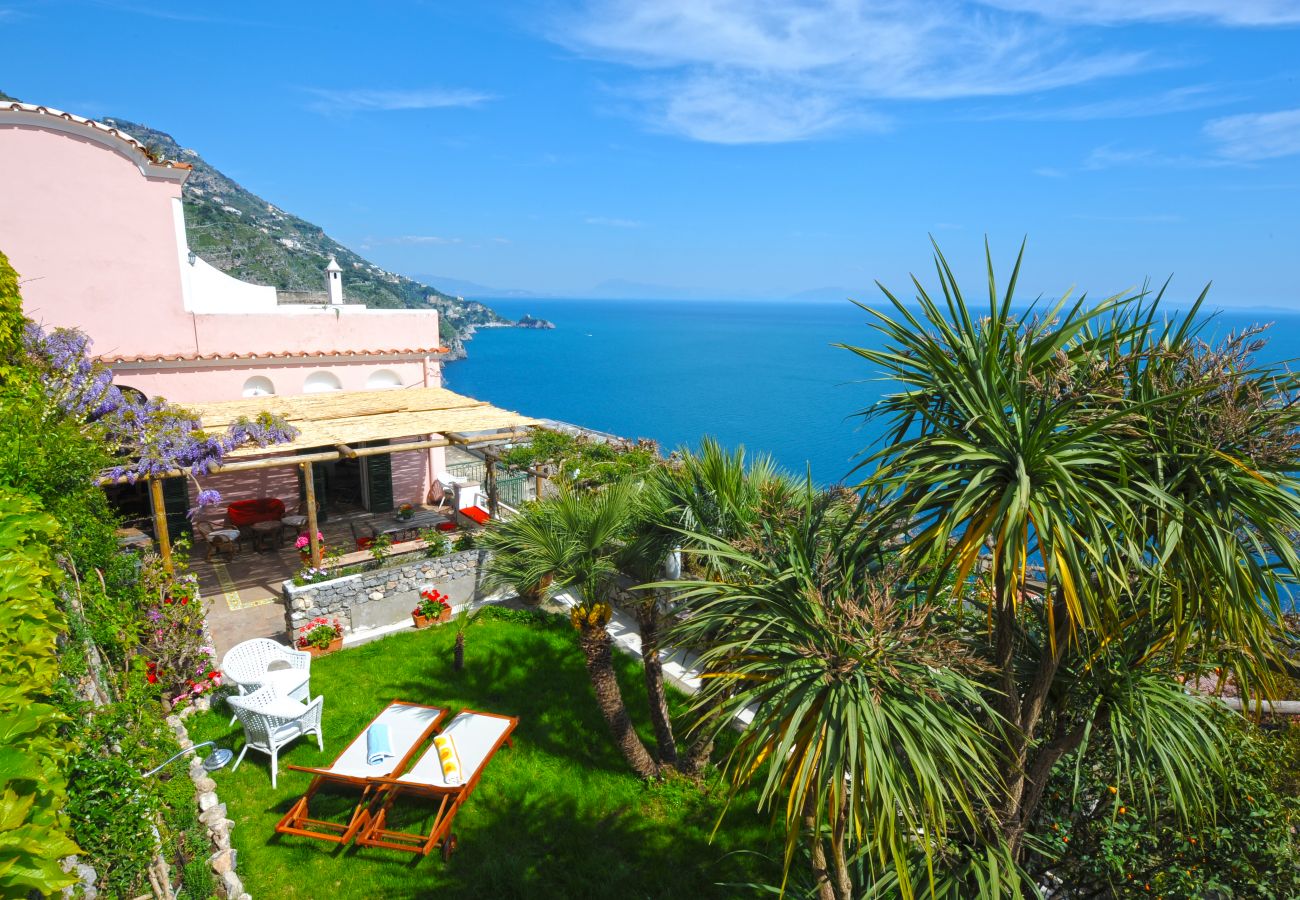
302,461,322,568
484,453,499,517
532,467,545,502
149,477,173,575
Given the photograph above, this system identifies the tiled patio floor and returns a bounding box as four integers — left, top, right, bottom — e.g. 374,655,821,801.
194,503,459,656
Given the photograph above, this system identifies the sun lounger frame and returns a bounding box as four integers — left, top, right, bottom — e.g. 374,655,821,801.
356,707,518,858
275,699,448,844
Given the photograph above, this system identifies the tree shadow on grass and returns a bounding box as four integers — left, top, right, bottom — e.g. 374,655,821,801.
340,780,773,899
386,627,649,775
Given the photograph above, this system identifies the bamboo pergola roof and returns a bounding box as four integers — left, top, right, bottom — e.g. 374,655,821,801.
188,386,538,460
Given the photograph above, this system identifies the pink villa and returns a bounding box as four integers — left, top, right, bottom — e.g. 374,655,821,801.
0,102,526,537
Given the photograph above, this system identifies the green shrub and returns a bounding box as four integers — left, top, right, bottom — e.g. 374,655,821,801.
1034,718,1300,897
0,491,80,896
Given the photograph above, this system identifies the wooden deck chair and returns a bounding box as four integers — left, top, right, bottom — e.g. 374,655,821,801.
356,708,518,859
275,700,448,845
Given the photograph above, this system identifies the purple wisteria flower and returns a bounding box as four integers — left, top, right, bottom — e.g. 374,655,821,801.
24,321,299,491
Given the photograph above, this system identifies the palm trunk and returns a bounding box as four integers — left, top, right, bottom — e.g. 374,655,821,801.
994,585,1073,858
453,632,465,672
680,689,721,777
578,622,660,779
829,793,853,900
636,598,678,767
804,794,835,900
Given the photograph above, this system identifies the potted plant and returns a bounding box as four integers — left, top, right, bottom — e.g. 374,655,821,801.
412,588,452,628
295,531,325,562
297,616,343,657
395,502,415,522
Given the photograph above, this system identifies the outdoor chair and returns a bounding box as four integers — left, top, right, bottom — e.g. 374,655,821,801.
221,638,312,725
227,685,325,789
276,701,448,845
280,501,309,539
357,708,518,859
428,479,454,513
193,520,240,561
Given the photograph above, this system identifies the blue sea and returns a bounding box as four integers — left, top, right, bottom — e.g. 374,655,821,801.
444,298,1300,485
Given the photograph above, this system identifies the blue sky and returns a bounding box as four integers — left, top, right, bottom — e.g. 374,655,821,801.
4,1,1299,305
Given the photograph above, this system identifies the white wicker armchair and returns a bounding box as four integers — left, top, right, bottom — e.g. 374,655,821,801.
227,685,325,788
221,638,311,724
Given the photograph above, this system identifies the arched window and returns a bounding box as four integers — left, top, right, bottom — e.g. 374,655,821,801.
242,375,275,397
303,371,343,393
366,369,403,390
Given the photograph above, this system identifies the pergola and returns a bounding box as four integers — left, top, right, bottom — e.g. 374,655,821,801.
128,386,538,570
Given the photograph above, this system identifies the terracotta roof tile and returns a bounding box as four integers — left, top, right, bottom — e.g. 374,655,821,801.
98,347,449,365
0,102,192,173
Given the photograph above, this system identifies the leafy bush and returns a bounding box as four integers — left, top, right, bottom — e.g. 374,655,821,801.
500,428,663,488
420,526,449,557
139,551,222,709
1034,718,1300,897
0,491,80,896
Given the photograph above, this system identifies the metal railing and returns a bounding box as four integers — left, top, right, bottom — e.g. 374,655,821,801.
447,460,487,483
497,473,529,507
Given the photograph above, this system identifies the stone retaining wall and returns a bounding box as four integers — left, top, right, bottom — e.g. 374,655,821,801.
283,549,488,638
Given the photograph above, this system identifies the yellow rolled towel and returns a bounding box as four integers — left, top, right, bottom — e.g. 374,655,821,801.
433,733,463,786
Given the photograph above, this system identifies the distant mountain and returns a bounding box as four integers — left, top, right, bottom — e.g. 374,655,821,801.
100,116,512,348
786,286,861,302
584,279,702,300
410,274,546,300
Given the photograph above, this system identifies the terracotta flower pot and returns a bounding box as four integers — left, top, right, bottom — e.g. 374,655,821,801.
305,636,343,657
413,608,452,628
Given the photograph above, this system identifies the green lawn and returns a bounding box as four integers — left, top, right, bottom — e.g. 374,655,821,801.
187,609,780,898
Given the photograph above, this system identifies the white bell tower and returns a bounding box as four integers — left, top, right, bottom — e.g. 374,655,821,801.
325,255,343,305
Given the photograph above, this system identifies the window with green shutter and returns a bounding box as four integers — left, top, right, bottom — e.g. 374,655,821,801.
161,477,190,538
363,443,394,512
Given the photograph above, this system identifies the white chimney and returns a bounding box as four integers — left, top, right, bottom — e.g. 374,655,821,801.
325,255,343,305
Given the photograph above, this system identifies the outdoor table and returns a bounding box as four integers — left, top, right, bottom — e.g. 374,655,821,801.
251,519,284,552
115,526,151,550
378,510,451,544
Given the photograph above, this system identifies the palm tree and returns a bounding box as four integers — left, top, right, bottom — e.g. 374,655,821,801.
840,240,1300,861
667,493,1011,900
481,485,661,778
651,439,806,775
450,603,483,673
615,476,684,767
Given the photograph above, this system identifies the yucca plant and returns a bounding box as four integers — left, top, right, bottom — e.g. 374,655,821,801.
665,493,1011,900
840,239,1300,868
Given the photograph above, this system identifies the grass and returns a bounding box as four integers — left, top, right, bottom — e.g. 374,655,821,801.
187,608,781,898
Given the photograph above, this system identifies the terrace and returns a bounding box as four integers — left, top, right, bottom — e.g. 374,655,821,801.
109,386,544,654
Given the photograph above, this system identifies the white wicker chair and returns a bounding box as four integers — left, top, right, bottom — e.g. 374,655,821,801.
227,685,325,788
221,638,312,724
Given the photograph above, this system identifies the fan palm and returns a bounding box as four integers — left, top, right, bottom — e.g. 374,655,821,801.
480,484,661,778
650,439,807,774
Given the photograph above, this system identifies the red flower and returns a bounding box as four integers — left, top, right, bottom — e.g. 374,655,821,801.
146,672,157,684
208,670,220,680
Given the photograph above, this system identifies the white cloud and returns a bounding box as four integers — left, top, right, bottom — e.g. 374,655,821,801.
556,0,1148,143
975,84,1227,121
305,87,494,114
585,216,643,228
978,0,1300,25
1204,108,1300,160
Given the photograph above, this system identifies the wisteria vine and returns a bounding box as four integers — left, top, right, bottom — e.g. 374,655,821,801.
23,323,298,513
